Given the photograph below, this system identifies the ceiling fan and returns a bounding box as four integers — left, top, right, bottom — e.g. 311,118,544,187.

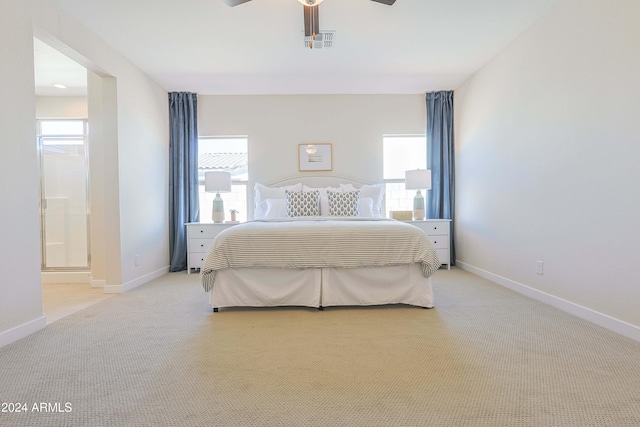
223,0,396,44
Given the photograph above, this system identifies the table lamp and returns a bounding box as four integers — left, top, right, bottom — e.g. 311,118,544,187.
405,169,432,221
205,171,232,223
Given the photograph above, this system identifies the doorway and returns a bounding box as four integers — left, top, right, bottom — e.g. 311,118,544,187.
34,37,105,322
34,33,120,321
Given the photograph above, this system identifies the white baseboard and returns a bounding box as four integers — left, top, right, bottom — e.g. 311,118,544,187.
103,266,169,294
0,317,47,348
456,261,640,343
90,278,106,288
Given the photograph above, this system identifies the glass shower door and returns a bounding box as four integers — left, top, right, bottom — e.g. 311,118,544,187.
38,120,90,270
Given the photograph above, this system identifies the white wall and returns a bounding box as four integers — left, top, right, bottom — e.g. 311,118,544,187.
455,0,640,338
198,94,425,215
109,64,169,290
0,0,46,346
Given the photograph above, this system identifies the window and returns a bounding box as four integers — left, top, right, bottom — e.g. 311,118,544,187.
382,135,427,217
198,137,248,223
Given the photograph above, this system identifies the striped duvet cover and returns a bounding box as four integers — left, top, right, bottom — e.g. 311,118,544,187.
200,217,441,292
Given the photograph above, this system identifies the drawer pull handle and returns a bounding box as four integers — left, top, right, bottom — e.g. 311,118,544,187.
200,244,204,247
200,230,204,233
434,241,437,244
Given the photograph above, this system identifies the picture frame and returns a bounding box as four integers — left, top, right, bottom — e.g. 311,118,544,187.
298,143,332,172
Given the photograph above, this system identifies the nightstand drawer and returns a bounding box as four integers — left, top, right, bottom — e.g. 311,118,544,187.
436,249,449,264
189,252,207,269
189,238,214,253
428,236,449,249
423,221,449,235
189,226,221,239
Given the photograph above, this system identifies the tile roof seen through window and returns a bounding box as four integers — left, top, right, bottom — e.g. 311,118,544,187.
199,152,247,170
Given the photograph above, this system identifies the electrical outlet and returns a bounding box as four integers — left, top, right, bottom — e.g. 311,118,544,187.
536,260,543,275
134,254,140,266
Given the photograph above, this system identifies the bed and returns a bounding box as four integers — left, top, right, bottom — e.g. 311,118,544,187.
199,176,441,311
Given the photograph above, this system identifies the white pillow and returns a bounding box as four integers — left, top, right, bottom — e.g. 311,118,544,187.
340,183,385,217
254,183,302,219
264,198,287,219
358,197,374,217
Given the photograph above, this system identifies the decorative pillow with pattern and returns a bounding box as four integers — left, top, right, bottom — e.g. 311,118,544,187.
286,190,320,217
327,190,360,216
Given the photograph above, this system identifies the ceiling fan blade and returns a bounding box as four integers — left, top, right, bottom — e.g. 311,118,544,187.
303,5,320,38
222,0,253,6
370,0,396,5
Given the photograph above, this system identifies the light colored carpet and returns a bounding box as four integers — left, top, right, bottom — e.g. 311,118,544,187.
1,268,640,426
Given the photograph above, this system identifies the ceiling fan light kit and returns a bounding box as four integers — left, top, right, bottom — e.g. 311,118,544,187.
224,0,395,48
224,0,395,6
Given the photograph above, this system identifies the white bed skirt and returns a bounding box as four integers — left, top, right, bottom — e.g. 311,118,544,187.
209,264,433,309
210,268,321,308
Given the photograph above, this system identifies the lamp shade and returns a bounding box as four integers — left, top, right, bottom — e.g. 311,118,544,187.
405,169,432,190
205,171,232,193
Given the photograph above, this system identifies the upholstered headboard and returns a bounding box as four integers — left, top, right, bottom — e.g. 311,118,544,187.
267,175,373,188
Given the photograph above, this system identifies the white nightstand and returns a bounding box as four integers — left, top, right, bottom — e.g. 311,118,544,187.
405,219,452,270
185,222,240,274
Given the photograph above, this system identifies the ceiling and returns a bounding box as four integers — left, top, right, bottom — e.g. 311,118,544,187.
35,0,560,96
34,38,88,96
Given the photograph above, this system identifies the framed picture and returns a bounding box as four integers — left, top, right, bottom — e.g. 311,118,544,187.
298,143,332,172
